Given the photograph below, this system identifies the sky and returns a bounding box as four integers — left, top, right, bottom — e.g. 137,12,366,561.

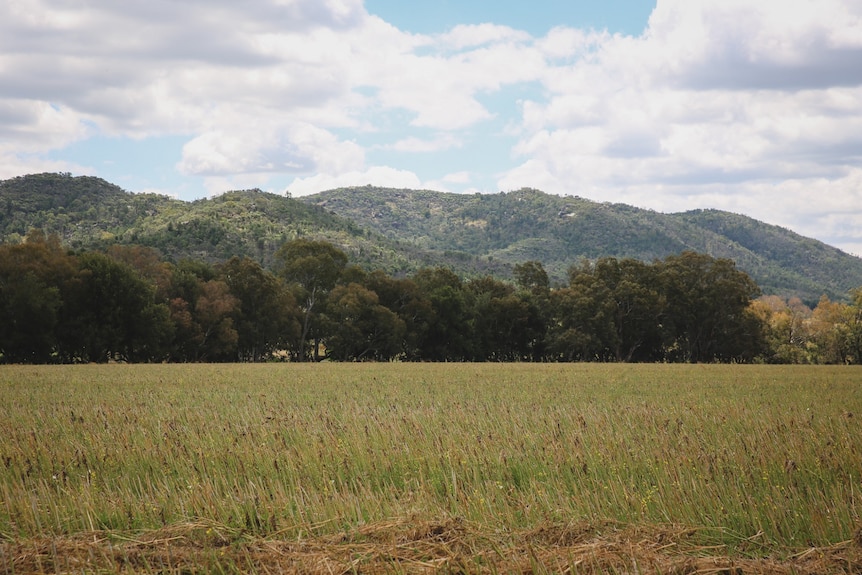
2,1,862,255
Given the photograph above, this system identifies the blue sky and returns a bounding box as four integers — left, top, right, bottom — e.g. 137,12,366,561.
2,0,862,255
365,1,655,36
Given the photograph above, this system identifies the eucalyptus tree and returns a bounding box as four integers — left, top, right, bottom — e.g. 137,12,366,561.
219,256,300,361
275,239,348,360
413,267,474,361
0,232,74,363
659,251,763,362
325,282,405,361
63,251,173,362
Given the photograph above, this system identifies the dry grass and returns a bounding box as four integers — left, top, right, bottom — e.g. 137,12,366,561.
3,517,861,574
1,363,861,573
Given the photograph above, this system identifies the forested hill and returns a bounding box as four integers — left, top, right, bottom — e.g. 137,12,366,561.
3,173,862,303
301,186,862,303
0,173,444,275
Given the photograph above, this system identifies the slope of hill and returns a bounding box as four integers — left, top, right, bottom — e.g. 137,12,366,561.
3,174,861,303
0,173,503,275
300,186,862,303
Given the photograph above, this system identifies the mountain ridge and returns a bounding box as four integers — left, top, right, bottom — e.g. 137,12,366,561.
2,173,860,304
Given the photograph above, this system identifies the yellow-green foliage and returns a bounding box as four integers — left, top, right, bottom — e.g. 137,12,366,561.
0,364,859,552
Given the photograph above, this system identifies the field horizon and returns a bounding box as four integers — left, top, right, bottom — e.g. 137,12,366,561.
2,363,860,573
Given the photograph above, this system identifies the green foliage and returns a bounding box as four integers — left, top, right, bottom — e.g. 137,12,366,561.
0,232,72,363
4,228,860,364
4,174,862,302
659,252,764,362
0,174,408,273
568,258,667,362
469,276,541,361
64,251,173,362
275,239,349,360
5,174,862,365
325,282,405,361
513,260,549,295
302,186,862,302
219,257,300,362
413,267,474,360
672,209,861,305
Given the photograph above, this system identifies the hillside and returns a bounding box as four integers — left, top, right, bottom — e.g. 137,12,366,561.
300,186,862,303
3,174,862,303
0,173,503,276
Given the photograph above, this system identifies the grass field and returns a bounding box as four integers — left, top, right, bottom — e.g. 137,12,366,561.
1,363,860,573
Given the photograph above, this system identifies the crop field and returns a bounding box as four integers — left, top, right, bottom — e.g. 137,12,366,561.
1,363,861,573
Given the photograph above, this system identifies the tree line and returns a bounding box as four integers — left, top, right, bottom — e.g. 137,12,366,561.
2,230,861,364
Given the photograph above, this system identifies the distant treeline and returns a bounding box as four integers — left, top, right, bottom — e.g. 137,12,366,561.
2,230,861,364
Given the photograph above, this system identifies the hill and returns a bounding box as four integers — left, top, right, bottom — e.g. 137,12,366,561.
3,173,861,303
300,186,862,303
0,173,503,276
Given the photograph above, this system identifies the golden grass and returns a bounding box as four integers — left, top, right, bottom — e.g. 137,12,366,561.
4,517,861,574
1,363,861,572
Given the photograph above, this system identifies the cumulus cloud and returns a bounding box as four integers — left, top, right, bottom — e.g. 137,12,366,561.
0,0,370,147
385,134,462,153
286,166,425,196
0,98,93,182
0,100,88,152
442,171,471,184
178,121,364,177
645,0,862,90
439,23,531,51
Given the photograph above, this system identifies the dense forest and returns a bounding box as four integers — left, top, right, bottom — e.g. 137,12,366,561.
2,230,861,364
4,173,862,304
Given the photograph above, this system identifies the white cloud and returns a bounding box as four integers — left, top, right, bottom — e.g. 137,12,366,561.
385,134,462,153
0,153,87,181
286,166,425,196
443,171,471,184
439,23,531,51
178,121,364,177
536,27,609,60
0,0,371,153
0,100,88,152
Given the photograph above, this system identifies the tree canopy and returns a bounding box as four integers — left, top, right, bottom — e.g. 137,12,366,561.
2,232,861,364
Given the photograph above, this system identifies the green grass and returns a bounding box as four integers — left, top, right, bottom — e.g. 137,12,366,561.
1,363,860,554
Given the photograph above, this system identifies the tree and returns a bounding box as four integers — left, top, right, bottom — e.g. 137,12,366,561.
805,295,856,364
846,288,862,364
513,261,550,296
163,260,216,361
362,270,433,360
413,267,473,360
749,296,811,363
467,276,542,361
106,245,173,299
546,286,601,361
325,283,405,361
275,239,348,360
550,261,620,361
62,252,173,362
589,258,666,362
0,232,74,363
659,252,763,362
193,280,240,361
511,262,551,360
218,257,300,361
